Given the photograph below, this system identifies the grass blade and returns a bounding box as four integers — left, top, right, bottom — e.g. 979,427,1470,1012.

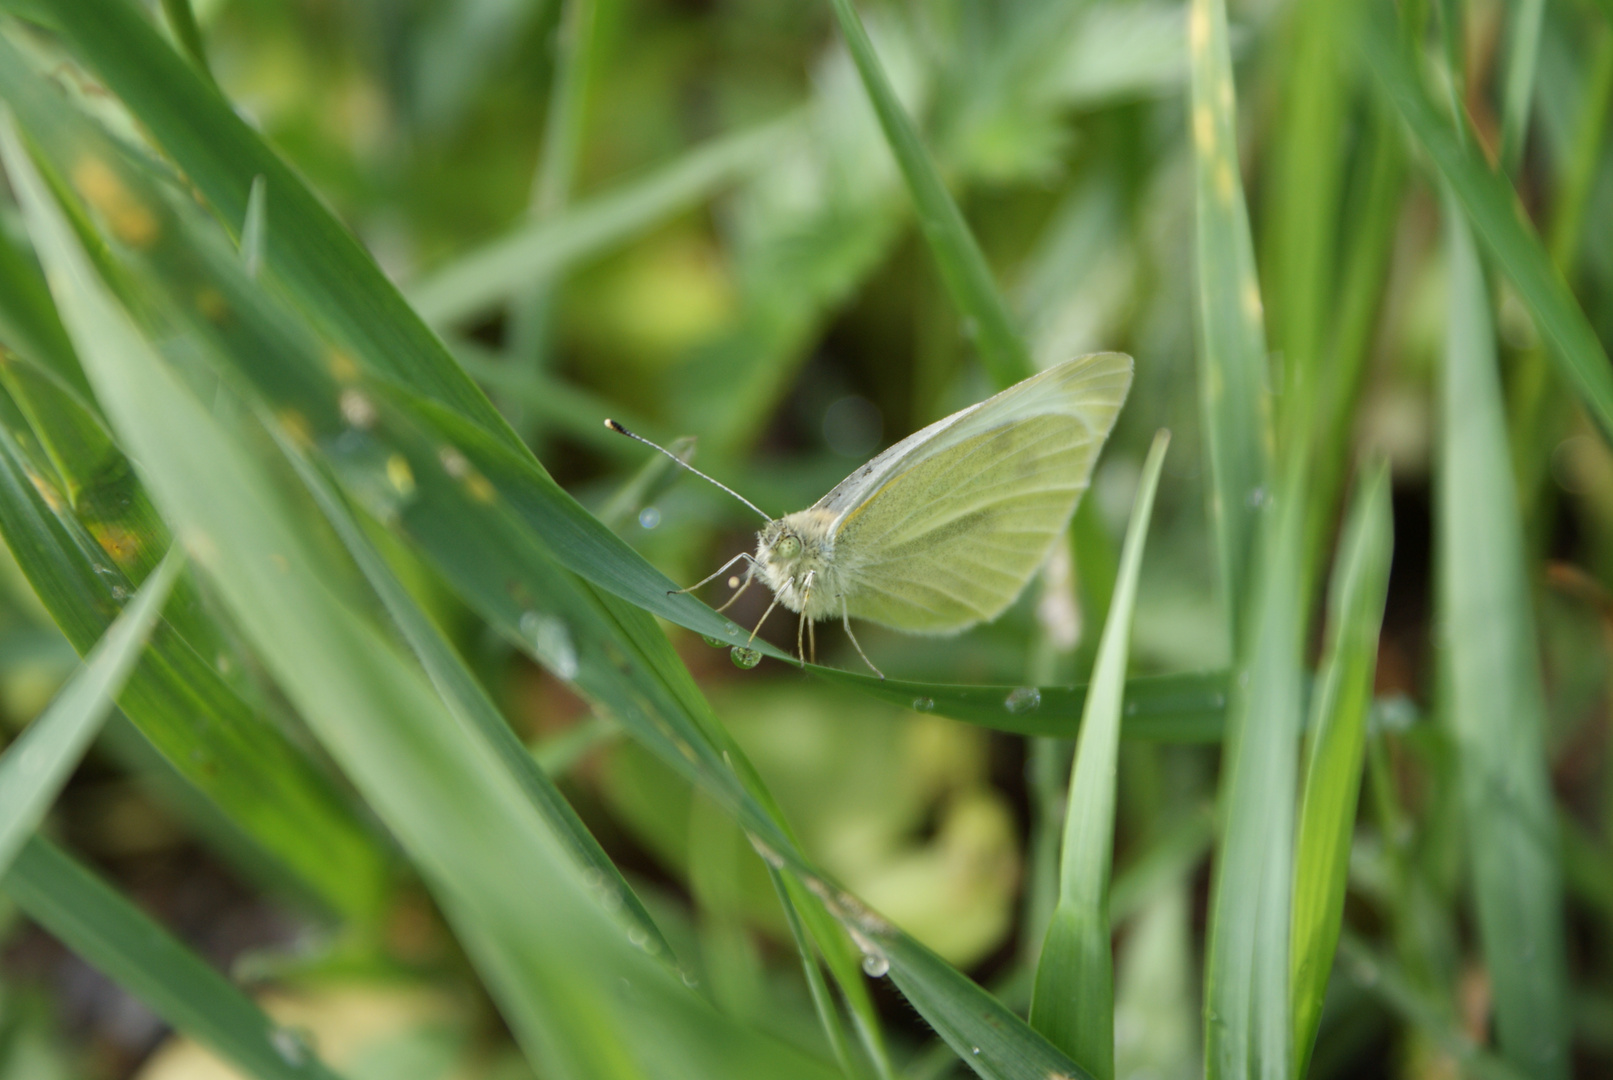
24,0,514,441
1436,199,1570,1079
2,108,844,1080
283,446,673,960
0,547,182,875
807,670,1227,741
408,114,796,327
1498,0,1545,176
1188,0,1271,639
1289,463,1393,1076
822,0,1032,388
1360,0,1613,445
3,837,346,1080
1202,371,1307,1078
0,386,386,919
1031,430,1171,1077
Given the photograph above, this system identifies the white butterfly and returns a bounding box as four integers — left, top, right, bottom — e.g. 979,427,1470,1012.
609,351,1132,676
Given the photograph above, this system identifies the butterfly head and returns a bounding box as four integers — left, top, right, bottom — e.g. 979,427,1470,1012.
755,511,840,616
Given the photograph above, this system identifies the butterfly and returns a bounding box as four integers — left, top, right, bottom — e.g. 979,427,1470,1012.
608,351,1132,677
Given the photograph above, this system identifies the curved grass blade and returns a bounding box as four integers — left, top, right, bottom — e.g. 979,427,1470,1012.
3,837,347,1080
0,547,182,875
1289,463,1393,1077
17,0,515,442
1360,0,1613,446
1,64,1117,1079
3,114,844,1080
1031,430,1170,1077
1188,0,1271,640
282,446,674,961
408,114,797,328
822,0,1032,388
1436,200,1570,1080
0,387,386,920
807,669,1227,740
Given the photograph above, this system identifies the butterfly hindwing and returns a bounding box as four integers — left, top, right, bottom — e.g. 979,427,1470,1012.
830,353,1132,633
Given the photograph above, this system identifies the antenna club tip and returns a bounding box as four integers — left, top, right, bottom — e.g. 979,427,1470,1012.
604,418,628,434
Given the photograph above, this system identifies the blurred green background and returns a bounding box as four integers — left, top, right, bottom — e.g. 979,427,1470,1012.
0,0,1611,1078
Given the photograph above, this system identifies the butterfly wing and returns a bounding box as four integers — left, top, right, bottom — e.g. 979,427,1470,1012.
829,352,1132,633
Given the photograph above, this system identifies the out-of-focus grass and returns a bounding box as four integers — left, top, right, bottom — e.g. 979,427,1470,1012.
0,1,1607,1079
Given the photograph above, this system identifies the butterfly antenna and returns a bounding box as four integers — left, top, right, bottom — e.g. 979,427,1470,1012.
604,419,772,521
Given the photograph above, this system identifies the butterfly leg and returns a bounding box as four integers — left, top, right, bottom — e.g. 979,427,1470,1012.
807,617,817,665
746,593,783,648
840,594,883,680
794,571,816,668
715,561,758,614
671,552,754,598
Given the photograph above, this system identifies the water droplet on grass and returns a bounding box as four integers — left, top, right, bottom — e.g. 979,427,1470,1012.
911,697,935,712
1004,687,1042,715
703,635,726,648
638,506,661,529
861,952,889,977
520,612,578,680
731,646,761,669
270,1028,310,1067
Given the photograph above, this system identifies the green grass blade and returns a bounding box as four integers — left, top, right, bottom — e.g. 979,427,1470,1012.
408,114,796,328
283,446,674,960
769,867,861,1080
0,223,92,407
1,91,1087,1080
1360,0,1613,445
1498,0,1545,176
807,669,1227,740
0,390,386,919
157,0,211,82
2,110,842,1080
822,0,1032,388
1436,199,1570,1080
0,547,182,874
3,837,346,1080
1289,463,1393,1077
1031,430,1170,1078
22,0,516,443
1203,405,1308,1078
1188,0,1271,639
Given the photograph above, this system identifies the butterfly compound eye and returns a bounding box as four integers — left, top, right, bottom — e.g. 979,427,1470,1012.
775,535,801,559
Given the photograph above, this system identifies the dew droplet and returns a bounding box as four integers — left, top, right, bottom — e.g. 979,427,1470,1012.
270,1028,309,1067
971,1047,981,1056
703,635,726,648
338,388,377,430
1004,687,1042,715
861,952,890,978
627,926,648,949
638,506,661,529
911,696,935,712
520,611,579,680
730,645,761,669
1246,486,1266,508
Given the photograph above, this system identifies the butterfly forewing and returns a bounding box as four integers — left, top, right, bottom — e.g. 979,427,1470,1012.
830,352,1131,634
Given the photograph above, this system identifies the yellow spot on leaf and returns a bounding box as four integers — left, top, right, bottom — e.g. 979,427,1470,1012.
277,409,314,448
1242,279,1264,323
1216,159,1236,203
25,468,65,514
1193,106,1214,152
464,472,496,504
195,287,229,323
327,349,360,383
1189,0,1210,54
89,523,141,566
72,157,158,248
386,454,415,495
